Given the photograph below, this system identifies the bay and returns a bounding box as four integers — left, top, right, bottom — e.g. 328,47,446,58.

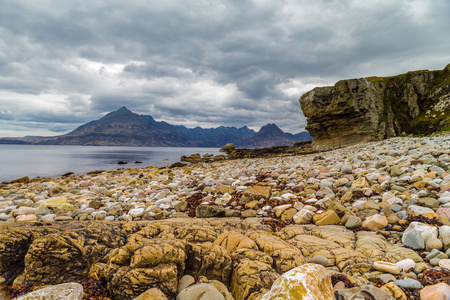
0,145,220,182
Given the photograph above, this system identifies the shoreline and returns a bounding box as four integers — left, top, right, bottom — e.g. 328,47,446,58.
0,133,450,299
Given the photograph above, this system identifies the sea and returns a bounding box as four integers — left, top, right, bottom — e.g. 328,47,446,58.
0,145,221,182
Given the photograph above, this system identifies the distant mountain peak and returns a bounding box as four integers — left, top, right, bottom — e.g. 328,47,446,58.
258,123,284,135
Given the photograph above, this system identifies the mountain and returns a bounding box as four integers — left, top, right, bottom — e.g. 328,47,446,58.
0,107,311,148
37,107,193,146
238,123,312,148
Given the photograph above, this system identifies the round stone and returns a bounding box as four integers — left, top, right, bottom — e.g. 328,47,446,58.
307,255,329,267
393,278,422,290
403,231,425,250
426,237,443,251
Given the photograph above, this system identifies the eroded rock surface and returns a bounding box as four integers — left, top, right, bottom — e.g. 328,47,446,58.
0,219,426,300
300,64,450,150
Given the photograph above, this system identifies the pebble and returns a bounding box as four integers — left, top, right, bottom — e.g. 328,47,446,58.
373,261,401,275
307,255,329,266
396,259,416,271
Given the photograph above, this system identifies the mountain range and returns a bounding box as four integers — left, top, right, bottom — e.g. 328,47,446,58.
0,107,311,148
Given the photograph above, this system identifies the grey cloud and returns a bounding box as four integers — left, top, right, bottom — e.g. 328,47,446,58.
0,0,449,136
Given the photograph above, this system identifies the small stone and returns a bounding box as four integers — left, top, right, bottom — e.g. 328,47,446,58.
293,208,315,224
393,278,422,290
439,259,450,270
426,237,443,251
341,164,353,174
280,208,297,221
313,210,340,226
373,261,401,275
307,255,329,267
41,214,56,222
128,208,144,218
414,262,428,273
379,274,397,284
16,214,38,222
396,259,416,272
179,275,196,292
345,216,362,229
361,214,388,231
195,205,224,218
430,258,441,266
241,209,257,218
133,288,168,300
177,283,225,300
390,165,403,177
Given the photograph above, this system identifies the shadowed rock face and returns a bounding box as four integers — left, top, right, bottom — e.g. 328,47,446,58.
300,64,450,150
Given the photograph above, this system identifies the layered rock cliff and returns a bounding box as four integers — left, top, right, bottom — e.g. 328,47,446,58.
300,64,450,150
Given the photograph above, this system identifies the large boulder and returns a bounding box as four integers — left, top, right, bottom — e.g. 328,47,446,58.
300,64,450,150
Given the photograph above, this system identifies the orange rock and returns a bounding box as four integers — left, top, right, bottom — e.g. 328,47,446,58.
420,282,450,300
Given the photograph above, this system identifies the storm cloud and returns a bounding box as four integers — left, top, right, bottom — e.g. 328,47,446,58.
0,0,449,136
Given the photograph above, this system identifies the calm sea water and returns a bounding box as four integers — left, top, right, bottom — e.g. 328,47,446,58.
0,145,221,182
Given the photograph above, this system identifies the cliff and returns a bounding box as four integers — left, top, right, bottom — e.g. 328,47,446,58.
300,63,450,150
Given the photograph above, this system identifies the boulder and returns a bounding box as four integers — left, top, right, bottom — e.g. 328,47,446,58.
18,283,83,300
261,264,333,300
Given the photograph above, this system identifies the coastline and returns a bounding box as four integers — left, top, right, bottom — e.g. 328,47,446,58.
0,132,449,299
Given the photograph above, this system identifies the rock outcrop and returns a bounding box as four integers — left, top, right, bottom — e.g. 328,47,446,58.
0,219,424,300
300,64,450,150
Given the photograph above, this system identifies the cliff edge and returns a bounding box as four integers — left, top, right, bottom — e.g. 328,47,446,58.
300,63,450,150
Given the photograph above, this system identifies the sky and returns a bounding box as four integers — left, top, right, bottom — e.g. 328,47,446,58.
0,0,449,137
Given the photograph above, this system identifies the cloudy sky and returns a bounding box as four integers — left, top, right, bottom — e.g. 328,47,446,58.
0,0,449,137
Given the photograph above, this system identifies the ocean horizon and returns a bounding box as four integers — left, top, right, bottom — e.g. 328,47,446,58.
0,144,221,182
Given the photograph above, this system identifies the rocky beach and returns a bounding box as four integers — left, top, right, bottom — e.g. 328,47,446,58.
1,132,450,299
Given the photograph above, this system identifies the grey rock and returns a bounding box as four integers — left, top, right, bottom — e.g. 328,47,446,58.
391,204,402,212
431,165,446,175
35,206,51,216
430,258,441,266
393,278,422,290
345,216,362,229
426,249,442,261
403,231,425,250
